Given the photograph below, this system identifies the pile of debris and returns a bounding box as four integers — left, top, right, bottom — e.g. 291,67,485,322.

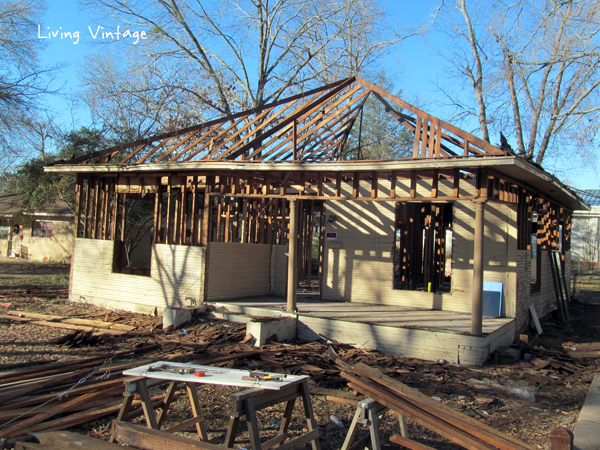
0,347,160,444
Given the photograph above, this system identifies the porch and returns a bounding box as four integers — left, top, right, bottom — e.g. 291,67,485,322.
209,295,516,366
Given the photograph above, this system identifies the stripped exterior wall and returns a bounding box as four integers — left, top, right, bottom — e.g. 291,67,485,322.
321,178,519,317
70,238,205,314
515,249,572,332
206,242,272,300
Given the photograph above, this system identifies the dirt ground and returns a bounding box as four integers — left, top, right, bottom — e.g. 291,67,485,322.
1,257,599,449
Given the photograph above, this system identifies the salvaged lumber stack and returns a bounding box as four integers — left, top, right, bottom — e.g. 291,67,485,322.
0,310,136,335
338,361,536,450
0,347,159,442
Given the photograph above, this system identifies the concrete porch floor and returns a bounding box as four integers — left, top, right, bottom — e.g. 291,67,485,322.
208,295,516,366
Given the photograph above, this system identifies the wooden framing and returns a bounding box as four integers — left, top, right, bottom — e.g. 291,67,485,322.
69,167,574,253
48,77,513,168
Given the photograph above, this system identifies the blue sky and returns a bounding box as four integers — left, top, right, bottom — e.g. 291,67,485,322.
36,0,598,190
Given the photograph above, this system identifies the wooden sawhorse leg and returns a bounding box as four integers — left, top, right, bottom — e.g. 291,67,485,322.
225,379,320,450
111,377,209,442
109,392,135,443
341,398,408,450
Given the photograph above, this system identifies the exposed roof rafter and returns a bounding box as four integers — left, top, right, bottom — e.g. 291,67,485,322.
50,77,510,168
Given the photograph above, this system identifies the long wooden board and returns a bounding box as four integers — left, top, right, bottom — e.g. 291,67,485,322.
0,315,127,335
5,311,135,331
350,363,534,450
114,421,224,450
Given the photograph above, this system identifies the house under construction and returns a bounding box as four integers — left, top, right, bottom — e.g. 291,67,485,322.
45,77,586,365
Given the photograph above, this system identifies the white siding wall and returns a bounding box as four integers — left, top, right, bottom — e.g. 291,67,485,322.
206,242,272,300
70,238,205,313
271,245,288,296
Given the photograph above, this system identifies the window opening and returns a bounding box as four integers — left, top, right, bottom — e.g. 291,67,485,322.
113,193,155,276
0,225,10,241
394,202,452,292
32,221,53,238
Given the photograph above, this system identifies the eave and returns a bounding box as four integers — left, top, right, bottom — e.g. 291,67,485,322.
45,156,587,211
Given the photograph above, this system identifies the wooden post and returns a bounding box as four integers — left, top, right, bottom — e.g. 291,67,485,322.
84,178,92,238
153,182,161,244
287,199,298,312
471,200,485,335
165,180,172,244
190,177,197,245
110,182,119,241
73,175,83,238
120,194,127,242
306,201,314,288
318,203,325,295
200,177,213,246
549,429,573,450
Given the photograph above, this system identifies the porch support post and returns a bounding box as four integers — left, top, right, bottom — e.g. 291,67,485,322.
471,200,485,335
287,199,298,312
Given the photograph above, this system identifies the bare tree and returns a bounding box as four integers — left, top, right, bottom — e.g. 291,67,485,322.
81,50,214,140
82,0,405,135
437,0,600,169
0,0,60,169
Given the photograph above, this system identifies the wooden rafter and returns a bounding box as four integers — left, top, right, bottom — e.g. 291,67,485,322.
50,76,513,169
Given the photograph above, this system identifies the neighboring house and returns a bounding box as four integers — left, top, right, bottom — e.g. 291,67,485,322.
571,189,600,264
45,77,587,364
0,194,75,262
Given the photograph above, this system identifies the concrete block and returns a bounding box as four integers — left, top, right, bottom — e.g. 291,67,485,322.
163,307,194,331
246,317,297,346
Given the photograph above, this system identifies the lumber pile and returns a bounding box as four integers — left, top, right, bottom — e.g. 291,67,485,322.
337,360,536,450
0,346,158,442
0,311,135,335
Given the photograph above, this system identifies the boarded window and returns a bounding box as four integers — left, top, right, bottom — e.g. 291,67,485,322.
32,221,53,238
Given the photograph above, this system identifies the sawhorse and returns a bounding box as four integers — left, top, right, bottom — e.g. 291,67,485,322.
109,376,208,442
225,378,321,450
111,376,321,450
341,398,408,450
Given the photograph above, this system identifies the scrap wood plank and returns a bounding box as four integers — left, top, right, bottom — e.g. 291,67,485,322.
389,434,436,450
0,357,154,394
0,358,58,372
0,315,127,335
344,377,497,450
114,421,225,450
6,311,135,331
35,430,122,449
0,388,116,439
15,396,125,435
0,355,109,385
0,397,122,422
31,392,183,435
193,350,260,365
0,369,87,405
349,363,534,450
0,376,130,411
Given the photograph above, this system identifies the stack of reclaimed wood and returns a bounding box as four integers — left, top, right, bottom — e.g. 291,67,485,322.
0,311,136,335
339,362,536,450
0,347,159,442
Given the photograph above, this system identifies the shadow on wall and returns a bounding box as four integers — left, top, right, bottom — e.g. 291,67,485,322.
154,244,204,309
